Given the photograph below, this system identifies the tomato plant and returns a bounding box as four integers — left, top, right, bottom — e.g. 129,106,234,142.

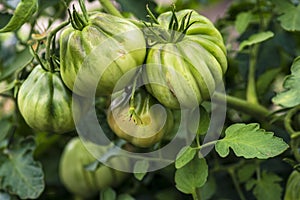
0,0,300,200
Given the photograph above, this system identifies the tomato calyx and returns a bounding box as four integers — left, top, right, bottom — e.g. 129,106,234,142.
144,6,199,44
67,0,89,31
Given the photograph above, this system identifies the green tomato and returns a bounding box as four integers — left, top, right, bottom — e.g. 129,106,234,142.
17,65,80,133
284,170,300,200
60,12,146,96
59,137,129,198
107,89,174,148
144,9,227,109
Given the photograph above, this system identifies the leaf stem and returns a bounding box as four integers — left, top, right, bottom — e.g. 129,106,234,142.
197,140,217,150
191,189,202,200
195,188,202,200
45,21,69,71
256,162,261,181
284,106,300,162
228,169,246,200
246,45,259,104
284,105,300,136
98,0,123,18
213,92,270,121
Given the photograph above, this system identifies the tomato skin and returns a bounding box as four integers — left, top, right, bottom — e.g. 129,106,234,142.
284,171,300,200
59,137,129,198
107,90,174,148
59,12,146,97
144,9,227,109
17,65,79,133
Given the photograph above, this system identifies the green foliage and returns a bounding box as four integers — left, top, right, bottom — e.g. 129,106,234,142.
239,31,274,51
116,0,156,20
175,158,208,194
0,137,44,199
0,120,11,141
246,171,283,200
175,146,197,169
274,0,300,32
133,160,149,180
0,0,38,33
235,11,253,34
215,123,289,159
273,56,300,107
0,47,33,81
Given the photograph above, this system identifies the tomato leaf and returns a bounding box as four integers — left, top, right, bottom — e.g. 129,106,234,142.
200,175,216,200
273,0,300,32
0,137,44,199
0,120,11,142
0,81,15,94
256,68,281,96
246,171,282,200
100,188,117,200
272,56,300,107
239,31,274,51
235,12,253,34
237,163,256,183
133,160,149,181
175,146,196,169
175,158,208,194
197,106,210,135
215,123,288,159
0,0,38,33
117,194,136,200
116,0,156,20
0,47,33,81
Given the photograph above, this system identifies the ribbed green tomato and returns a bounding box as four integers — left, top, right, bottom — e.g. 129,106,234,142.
17,65,79,133
107,90,174,148
60,12,146,96
59,137,129,198
284,171,300,200
144,9,227,109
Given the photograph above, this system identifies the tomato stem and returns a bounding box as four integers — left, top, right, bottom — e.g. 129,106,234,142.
129,68,143,124
213,92,270,121
228,169,247,200
146,4,159,24
29,45,46,71
284,106,300,162
284,106,300,136
45,20,69,71
246,45,259,104
98,0,123,18
191,189,201,200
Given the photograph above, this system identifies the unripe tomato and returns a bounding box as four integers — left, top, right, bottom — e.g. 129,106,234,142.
144,9,227,109
17,65,80,133
60,12,146,96
59,137,129,198
284,170,300,200
107,89,174,148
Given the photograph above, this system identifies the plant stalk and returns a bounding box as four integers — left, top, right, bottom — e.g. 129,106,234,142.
213,92,270,121
45,21,69,71
229,169,247,200
98,0,123,18
192,189,202,200
246,45,259,104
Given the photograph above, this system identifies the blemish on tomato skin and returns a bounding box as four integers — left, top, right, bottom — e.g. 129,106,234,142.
117,49,126,59
165,72,176,97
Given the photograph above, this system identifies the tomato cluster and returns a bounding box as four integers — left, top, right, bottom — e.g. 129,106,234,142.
16,5,227,197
